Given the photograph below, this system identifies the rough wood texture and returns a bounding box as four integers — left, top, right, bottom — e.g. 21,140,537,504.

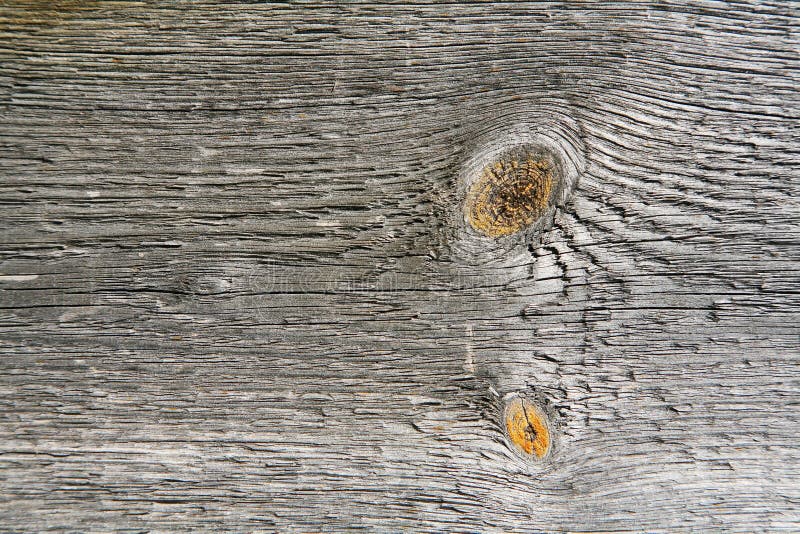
1,1,798,531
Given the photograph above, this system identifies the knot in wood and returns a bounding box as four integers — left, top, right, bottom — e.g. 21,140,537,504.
465,150,554,238
504,396,551,460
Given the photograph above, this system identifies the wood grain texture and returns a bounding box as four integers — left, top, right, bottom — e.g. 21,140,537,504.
0,1,798,531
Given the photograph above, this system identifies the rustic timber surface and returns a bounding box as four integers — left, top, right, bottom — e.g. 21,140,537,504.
1,1,798,532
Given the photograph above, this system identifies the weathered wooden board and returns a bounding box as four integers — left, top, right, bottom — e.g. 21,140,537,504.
1,1,798,531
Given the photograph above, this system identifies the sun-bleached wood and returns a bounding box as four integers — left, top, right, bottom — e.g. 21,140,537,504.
0,1,798,531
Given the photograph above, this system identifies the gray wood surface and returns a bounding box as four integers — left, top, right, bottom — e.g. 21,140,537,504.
1,1,798,531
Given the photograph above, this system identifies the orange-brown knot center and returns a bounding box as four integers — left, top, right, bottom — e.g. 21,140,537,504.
504,397,551,460
465,155,554,237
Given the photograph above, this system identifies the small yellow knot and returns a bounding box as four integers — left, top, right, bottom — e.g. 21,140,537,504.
504,397,551,459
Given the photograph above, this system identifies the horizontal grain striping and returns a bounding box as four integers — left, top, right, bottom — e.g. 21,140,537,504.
0,0,798,531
